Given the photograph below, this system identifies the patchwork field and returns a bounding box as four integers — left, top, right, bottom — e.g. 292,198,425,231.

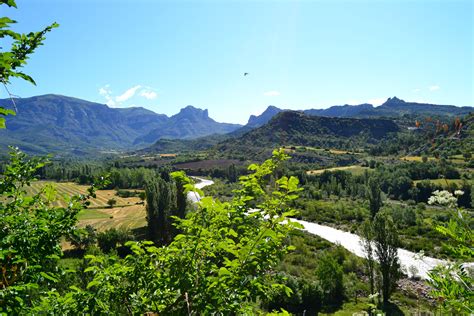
26,181,146,231
306,165,370,176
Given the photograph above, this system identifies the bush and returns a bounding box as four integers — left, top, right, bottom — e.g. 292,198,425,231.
97,228,133,253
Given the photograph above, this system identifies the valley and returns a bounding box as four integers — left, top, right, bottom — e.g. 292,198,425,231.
1,1,472,313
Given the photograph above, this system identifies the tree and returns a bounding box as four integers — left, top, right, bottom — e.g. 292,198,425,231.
0,0,58,128
67,225,97,250
315,253,344,306
0,148,100,313
372,212,400,307
145,176,177,244
360,220,376,298
30,149,303,315
366,176,382,218
106,198,117,208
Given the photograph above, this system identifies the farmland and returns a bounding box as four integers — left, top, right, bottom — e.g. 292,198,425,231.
26,181,146,231
306,165,370,176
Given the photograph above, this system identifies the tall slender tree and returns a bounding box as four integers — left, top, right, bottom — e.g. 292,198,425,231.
373,212,400,307
367,176,382,218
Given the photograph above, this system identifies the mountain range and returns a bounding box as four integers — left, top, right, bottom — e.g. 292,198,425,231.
0,95,241,155
0,94,471,155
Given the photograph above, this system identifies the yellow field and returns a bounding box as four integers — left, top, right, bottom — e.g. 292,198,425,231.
26,181,146,231
400,156,437,162
413,179,467,187
306,165,370,176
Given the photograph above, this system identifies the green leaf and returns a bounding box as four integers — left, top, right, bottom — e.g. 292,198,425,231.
40,271,58,283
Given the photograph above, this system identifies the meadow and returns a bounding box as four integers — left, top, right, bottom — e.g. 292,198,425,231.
26,181,146,231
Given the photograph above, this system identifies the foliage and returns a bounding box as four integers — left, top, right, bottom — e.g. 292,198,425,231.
372,212,400,307
96,228,133,254
27,149,303,314
0,0,58,128
67,225,97,251
367,176,382,218
0,148,98,313
315,252,344,306
427,190,474,313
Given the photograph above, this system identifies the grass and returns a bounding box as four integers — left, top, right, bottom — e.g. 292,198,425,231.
400,156,436,162
26,181,146,231
413,178,466,187
77,208,111,220
306,165,370,176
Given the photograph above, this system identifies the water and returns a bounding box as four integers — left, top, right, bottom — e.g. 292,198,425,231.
191,177,472,280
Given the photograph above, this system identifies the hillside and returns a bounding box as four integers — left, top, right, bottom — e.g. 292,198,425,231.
247,98,473,126
134,106,241,144
216,111,400,158
0,95,241,155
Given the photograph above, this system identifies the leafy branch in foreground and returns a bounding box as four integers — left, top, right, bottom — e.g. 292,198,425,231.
427,190,473,313
0,148,105,314
32,149,302,314
0,0,58,128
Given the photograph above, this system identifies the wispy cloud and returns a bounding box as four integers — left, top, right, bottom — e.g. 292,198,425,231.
140,90,158,100
98,84,116,107
263,90,280,96
413,88,421,93
116,85,142,102
99,84,159,106
429,85,440,91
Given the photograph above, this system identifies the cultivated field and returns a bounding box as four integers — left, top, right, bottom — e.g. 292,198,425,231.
306,165,370,176
412,178,468,187
25,181,146,231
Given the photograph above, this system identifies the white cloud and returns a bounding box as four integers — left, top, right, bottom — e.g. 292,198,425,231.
98,84,160,107
413,88,421,93
429,85,440,91
140,90,158,100
367,98,386,106
116,85,142,102
98,84,116,107
263,90,280,97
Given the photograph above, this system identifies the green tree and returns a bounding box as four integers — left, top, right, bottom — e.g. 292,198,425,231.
0,148,99,313
145,177,177,244
315,253,344,306
360,220,376,298
367,176,382,218
0,0,58,128
372,212,400,307
31,150,303,315
106,198,117,208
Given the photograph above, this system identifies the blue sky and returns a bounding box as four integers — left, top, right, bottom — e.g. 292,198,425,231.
3,0,473,124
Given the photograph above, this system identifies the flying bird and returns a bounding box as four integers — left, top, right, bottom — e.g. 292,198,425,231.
244,72,249,76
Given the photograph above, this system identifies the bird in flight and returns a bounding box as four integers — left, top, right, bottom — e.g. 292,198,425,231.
244,72,249,76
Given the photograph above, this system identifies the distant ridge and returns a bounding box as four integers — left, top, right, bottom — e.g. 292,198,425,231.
0,95,241,155
216,110,400,157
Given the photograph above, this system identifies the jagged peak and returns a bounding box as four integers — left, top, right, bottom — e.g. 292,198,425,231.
175,105,209,118
382,96,406,106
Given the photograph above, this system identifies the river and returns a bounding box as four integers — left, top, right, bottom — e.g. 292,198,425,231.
190,177,469,280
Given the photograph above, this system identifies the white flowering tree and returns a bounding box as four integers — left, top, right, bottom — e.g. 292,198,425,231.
427,190,473,313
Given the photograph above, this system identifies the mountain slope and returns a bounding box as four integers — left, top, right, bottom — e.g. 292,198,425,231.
241,98,473,129
0,95,241,155
217,111,400,157
135,105,241,144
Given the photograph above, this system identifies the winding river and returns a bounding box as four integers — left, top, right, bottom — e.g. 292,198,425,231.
190,177,469,280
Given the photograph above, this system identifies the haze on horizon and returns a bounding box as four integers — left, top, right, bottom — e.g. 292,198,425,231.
3,0,473,124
